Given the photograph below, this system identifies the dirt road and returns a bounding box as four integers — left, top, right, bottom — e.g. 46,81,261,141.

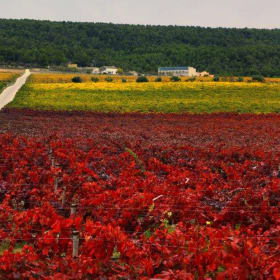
0,69,30,110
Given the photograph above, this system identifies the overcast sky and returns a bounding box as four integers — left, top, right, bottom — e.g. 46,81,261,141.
1,0,280,29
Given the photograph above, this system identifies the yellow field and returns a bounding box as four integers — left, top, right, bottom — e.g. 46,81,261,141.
29,73,219,83
10,74,280,113
29,81,279,92
0,72,19,82
28,73,280,84
265,77,280,82
29,73,137,83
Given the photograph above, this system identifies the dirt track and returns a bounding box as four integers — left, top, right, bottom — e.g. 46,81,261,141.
0,69,30,110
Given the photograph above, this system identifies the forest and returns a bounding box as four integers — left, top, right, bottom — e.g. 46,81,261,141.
1,19,280,76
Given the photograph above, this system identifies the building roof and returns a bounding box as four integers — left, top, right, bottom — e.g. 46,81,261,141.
158,67,190,71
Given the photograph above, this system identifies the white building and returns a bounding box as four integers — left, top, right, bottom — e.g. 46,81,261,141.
158,66,198,77
199,71,210,77
78,67,100,74
128,71,138,76
100,66,118,75
91,67,100,74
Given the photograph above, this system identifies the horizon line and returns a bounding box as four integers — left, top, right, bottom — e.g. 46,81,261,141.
1,17,280,31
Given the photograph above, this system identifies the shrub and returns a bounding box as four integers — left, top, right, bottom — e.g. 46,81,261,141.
252,75,265,82
238,77,244,82
72,76,82,83
213,76,220,82
136,76,149,83
122,78,127,83
189,77,196,82
91,77,99,82
105,77,113,82
170,76,181,82
155,77,162,82
117,68,124,75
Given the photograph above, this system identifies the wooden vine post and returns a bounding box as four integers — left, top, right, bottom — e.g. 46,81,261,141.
70,203,77,215
72,230,79,258
49,148,59,193
54,162,60,193
54,177,59,193
62,186,66,208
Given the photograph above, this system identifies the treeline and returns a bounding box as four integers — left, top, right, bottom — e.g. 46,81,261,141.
1,19,280,76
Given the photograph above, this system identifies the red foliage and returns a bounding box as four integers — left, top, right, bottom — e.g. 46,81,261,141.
0,110,279,278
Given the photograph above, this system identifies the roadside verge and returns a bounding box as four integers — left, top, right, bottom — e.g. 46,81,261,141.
0,69,30,110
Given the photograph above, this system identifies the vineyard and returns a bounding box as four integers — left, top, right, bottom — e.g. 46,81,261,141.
8,73,280,113
27,73,280,84
0,109,280,279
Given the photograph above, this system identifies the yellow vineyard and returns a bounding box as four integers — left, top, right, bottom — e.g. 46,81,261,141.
29,72,280,84
0,72,19,82
30,81,280,92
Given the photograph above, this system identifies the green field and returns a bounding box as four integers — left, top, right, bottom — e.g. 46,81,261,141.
0,82,6,92
0,72,20,92
8,79,280,113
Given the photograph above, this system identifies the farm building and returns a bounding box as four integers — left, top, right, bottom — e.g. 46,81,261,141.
100,66,118,75
79,67,100,74
91,67,100,74
199,71,209,77
67,63,78,69
128,71,138,76
199,71,212,77
158,66,198,77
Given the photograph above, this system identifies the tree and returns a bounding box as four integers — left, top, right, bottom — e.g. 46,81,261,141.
91,77,99,82
136,76,149,83
117,68,124,75
105,77,113,82
72,76,82,83
1,18,280,76
252,75,265,82
170,76,181,82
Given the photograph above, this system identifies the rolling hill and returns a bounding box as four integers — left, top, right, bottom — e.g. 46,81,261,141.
1,18,280,76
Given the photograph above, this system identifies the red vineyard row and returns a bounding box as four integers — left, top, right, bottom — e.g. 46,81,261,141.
0,110,279,279
2,108,280,151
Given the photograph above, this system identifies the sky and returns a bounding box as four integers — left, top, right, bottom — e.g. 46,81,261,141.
1,0,280,29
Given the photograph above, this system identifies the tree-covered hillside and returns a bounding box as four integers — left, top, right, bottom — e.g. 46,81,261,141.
1,19,280,76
